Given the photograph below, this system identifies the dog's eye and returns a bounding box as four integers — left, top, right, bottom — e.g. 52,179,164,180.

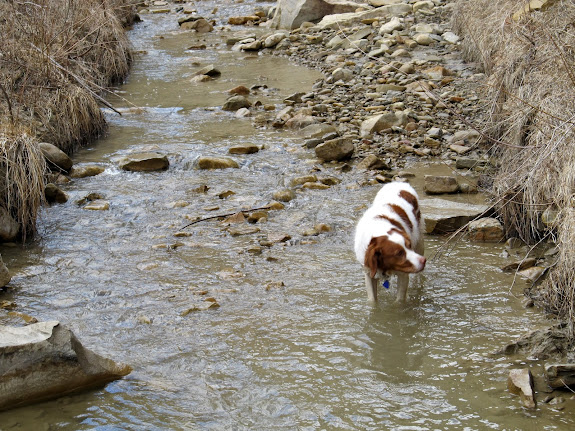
396,249,405,257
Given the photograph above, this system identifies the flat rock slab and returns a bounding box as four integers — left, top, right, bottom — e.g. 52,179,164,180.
420,198,489,234
0,321,131,411
118,152,169,172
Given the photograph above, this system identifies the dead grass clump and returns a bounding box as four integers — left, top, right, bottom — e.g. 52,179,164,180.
453,0,575,332
0,128,47,241
0,0,136,238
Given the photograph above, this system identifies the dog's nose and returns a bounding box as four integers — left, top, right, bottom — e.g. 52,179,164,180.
420,256,427,269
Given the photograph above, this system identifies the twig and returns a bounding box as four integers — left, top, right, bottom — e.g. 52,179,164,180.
179,205,274,230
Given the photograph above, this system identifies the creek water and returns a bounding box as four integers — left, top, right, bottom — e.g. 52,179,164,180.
1,3,574,430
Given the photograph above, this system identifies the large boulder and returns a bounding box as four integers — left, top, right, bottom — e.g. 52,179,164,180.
420,199,490,234
0,321,131,411
508,368,536,409
315,137,354,162
38,142,73,172
271,0,365,29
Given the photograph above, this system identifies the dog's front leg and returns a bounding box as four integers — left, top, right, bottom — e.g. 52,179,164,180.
364,272,378,302
395,273,409,302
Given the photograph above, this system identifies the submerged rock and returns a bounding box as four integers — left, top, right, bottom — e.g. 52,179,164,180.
0,321,132,411
0,255,10,288
118,153,169,172
197,157,239,169
44,183,68,204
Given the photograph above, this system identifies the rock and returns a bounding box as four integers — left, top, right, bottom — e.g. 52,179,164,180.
501,257,537,272
228,85,250,96
69,165,105,178
456,157,487,170
414,33,434,45
315,137,354,162
518,266,547,282
83,200,110,211
413,0,434,12
451,129,481,144
181,18,213,32
285,114,318,129
545,364,575,389
192,64,221,78
118,153,169,172
443,31,460,44
228,145,259,155
44,183,68,204
356,154,390,171
264,32,287,48
271,0,361,29
0,208,19,242
235,108,251,118
228,16,260,25
513,0,558,21
508,369,536,409
0,321,132,411
299,123,337,139
273,189,295,202
379,16,403,34
0,255,10,288
38,142,73,172
424,66,454,80
314,7,394,30
421,199,490,234
467,217,504,242
222,95,251,111
331,67,354,82
360,112,406,137
450,144,471,155
424,175,459,194
197,157,239,170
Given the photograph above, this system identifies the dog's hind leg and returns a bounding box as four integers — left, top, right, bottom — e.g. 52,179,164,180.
395,273,409,302
364,272,378,302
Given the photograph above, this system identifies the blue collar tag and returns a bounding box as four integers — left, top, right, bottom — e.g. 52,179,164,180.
382,279,390,289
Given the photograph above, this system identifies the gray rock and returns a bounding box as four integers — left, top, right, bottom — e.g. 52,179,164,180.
192,64,221,78
315,137,354,162
271,0,362,29
38,142,73,172
356,154,390,171
69,165,105,178
181,18,213,33
379,16,403,34
360,112,406,137
264,32,287,48
420,198,489,234
299,123,337,139
118,153,169,172
424,175,459,194
0,321,132,411
545,364,575,390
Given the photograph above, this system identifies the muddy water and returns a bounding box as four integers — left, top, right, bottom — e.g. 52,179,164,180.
1,5,574,430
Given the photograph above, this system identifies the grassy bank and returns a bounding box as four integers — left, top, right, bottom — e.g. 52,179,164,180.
453,0,575,335
0,0,137,240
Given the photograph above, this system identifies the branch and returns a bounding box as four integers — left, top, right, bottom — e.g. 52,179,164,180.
179,205,275,230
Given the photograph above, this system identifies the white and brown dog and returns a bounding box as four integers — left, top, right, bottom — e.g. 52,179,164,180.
354,182,426,302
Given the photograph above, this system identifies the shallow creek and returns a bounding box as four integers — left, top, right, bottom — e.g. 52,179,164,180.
1,4,574,430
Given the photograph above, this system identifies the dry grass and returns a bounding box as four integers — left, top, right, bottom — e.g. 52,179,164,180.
0,0,137,238
453,0,575,331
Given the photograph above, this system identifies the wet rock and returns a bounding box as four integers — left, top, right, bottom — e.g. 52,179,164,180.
455,157,487,170
545,364,575,390
228,16,260,25
285,114,318,129
421,199,490,234
181,299,220,315
222,95,251,111
273,189,295,202
518,266,548,282
83,200,110,211
0,208,19,242
508,369,536,409
424,175,459,194
497,323,569,360
227,225,260,236
228,85,250,96
0,321,132,411
38,142,73,172
264,32,287,48
228,145,259,155
315,137,354,162
197,157,239,170
467,217,504,242
44,183,68,204
299,123,337,139
501,257,537,272
69,164,105,178
0,255,10,288
118,153,169,172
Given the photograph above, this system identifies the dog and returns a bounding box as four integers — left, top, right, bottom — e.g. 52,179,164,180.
354,182,426,302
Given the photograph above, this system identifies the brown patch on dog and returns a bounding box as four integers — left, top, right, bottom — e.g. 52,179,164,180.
389,204,413,230
376,214,404,231
399,190,421,222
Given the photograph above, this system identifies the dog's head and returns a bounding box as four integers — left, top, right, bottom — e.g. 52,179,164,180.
364,235,426,278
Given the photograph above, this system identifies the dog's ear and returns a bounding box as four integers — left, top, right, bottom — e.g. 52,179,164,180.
365,237,383,278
